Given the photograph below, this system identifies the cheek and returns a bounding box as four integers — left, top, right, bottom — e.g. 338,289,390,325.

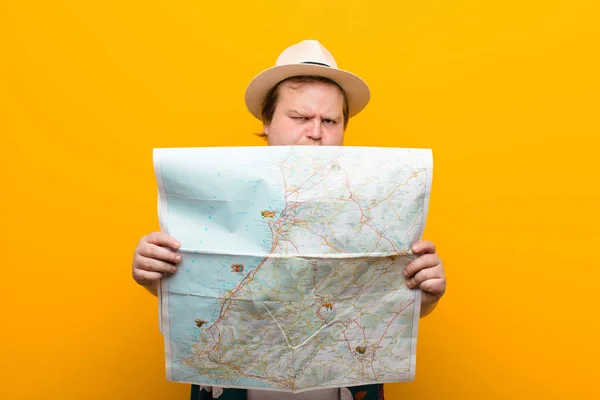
323,127,345,145
269,120,305,145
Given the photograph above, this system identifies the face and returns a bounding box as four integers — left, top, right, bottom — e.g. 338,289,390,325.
264,81,346,146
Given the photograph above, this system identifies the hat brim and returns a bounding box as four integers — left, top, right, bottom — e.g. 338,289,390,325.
244,64,370,121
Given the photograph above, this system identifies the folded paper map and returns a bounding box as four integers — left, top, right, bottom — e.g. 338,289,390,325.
154,146,433,393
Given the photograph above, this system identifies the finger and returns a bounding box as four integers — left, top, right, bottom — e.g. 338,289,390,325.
405,267,440,289
139,241,182,264
145,232,180,250
133,269,164,286
418,278,446,296
403,253,440,278
134,254,178,274
411,240,436,255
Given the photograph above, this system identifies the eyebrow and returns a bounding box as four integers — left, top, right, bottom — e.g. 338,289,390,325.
288,109,341,120
288,109,310,115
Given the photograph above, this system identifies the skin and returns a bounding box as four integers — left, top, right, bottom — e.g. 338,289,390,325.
263,80,346,146
132,80,446,317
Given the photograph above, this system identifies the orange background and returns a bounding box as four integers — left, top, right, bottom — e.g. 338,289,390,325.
1,1,599,399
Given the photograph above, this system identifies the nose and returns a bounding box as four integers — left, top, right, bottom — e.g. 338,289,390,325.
306,120,323,141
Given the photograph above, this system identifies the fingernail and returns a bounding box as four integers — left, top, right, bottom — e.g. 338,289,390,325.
175,254,182,262
174,241,180,248
403,269,408,277
171,266,177,273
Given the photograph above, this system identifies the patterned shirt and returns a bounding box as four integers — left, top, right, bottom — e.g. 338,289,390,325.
190,384,385,400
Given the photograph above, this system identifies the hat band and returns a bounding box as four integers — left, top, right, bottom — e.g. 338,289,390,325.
301,61,330,67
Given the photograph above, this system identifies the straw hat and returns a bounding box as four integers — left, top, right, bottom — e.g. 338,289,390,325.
244,40,370,121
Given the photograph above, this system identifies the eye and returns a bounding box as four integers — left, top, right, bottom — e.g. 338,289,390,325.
323,119,337,125
292,116,307,121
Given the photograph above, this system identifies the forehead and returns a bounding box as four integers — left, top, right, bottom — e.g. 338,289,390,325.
276,80,345,110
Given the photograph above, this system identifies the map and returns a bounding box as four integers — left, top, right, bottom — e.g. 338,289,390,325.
153,146,433,393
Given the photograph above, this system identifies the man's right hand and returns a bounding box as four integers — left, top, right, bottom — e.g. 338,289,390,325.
132,232,181,295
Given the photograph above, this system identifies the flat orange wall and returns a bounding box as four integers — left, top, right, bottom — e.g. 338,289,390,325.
1,1,599,399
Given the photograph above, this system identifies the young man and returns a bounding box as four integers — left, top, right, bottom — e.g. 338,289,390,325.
132,40,446,400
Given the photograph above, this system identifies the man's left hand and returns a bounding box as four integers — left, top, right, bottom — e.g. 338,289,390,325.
403,240,446,316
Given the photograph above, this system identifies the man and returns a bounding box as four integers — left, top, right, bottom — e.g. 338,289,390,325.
132,40,446,400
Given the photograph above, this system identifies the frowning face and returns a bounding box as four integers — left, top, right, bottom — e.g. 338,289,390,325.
264,81,346,146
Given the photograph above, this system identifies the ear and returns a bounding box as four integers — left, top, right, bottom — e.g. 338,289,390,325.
263,123,270,136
